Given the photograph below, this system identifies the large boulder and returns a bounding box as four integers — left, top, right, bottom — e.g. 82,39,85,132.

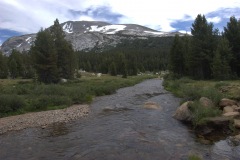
219,98,237,109
199,97,214,108
173,101,193,122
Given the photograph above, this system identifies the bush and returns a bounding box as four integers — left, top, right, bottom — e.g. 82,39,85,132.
189,101,222,127
181,85,201,100
31,95,72,110
0,95,25,113
200,87,223,105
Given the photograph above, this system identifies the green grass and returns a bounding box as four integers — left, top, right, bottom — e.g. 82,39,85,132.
163,76,240,127
0,74,155,117
189,101,222,126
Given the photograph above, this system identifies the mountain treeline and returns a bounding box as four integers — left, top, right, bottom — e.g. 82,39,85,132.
77,37,173,76
169,14,240,80
1,14,239,83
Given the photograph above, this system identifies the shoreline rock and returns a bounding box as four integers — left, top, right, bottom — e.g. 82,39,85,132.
0,105,89,135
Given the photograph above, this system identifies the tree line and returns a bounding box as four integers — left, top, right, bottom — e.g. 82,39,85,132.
77,37,173,77
1,14,239,83
0,19,76,83
169,14,240,80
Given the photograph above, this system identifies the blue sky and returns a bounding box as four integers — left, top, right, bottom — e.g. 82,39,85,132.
1,0,240,45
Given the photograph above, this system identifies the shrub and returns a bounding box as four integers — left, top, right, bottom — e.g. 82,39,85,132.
31,95,72,110
0,95,25,113
189,101,222,127
200,87,223,105
181,85,201,100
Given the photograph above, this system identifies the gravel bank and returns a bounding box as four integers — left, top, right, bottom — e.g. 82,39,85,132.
0,105,89,134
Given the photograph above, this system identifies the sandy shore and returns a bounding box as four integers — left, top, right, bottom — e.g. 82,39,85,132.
0,105,89,134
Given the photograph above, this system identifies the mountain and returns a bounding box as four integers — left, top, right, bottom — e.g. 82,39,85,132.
0,21,185,55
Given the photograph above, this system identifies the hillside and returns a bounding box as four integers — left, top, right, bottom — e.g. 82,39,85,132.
0,21,185,55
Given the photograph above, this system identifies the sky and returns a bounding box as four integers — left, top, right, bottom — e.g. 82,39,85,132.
0,0,240,45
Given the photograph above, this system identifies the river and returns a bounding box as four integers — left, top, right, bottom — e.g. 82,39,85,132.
0,79,239,160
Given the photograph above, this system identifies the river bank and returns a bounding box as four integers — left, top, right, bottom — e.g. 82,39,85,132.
0,105,89,134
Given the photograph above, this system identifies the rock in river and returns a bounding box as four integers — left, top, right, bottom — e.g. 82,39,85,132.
173,101,193,122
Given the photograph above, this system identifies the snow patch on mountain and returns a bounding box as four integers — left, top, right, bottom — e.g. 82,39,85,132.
17,43,22,47
25,37,31,41
89,25,126,34
144,31,166,35
63,23,73,33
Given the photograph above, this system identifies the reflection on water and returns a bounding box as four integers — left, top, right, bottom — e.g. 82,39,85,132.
0,79,240,160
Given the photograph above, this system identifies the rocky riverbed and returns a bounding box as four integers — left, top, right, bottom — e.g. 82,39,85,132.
0,105,89,134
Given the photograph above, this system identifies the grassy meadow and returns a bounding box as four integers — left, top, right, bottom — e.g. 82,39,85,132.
0,73,156,118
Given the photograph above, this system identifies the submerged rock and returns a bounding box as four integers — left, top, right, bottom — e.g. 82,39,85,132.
173,101,193,122
144,102,162,110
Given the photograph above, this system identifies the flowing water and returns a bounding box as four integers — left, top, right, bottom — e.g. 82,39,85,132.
0,79,240,160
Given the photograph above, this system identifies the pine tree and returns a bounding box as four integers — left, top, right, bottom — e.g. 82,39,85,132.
8,50,24,78
50,19,75,79
122,60,128,78
223,16,240,76
169,34,185,77
0,52,8,78
189,14,218,79
109,62,117,76
31,29,59,83
212,38,232,79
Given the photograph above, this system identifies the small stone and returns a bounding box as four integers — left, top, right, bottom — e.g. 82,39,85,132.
234,119,240,129
219,98,237,109
222,112,240,118
199,97,214,108
234,107,240,112
223,106,234,113
231,105,238,109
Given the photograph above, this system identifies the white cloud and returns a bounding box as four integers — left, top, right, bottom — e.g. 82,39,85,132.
0,0,239,33
207,17,221,23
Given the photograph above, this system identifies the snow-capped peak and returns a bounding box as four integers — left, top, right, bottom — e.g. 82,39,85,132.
63,22,73,33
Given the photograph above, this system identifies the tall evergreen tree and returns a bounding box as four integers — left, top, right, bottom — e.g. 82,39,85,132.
190,14,218,79
212,38,232,79
109,62,117,76
31,29,59,83
169,34,185,77
50,19,75,79
223,16,240,76
8,50,24,78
